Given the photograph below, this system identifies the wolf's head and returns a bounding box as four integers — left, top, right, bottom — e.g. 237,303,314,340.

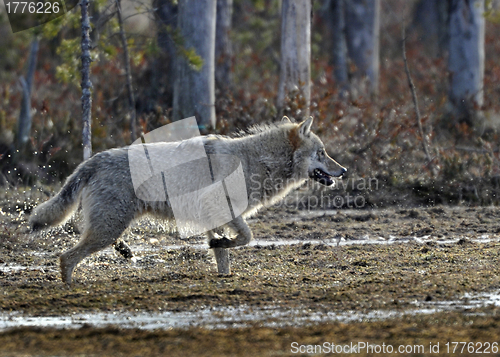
288,117,346,186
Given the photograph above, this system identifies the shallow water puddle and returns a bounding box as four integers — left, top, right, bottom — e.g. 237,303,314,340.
1,291,499,332
2,232,499,273
131,233,500,252
0,306,418,331
417,291,500,311
0,264,55,274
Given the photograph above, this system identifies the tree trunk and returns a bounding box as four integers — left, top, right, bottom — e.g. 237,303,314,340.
116,0,137,142
344,0,380,97
173,0,216,131
215,0,233,91
154,0,178,106
328,0,348,96
412,0,449,57
155,0,178,55
448,0,484,124
16,37,39,156
81,0,93,160
277,0,311,118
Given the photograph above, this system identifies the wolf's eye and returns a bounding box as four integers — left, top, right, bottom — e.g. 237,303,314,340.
318,149,325,157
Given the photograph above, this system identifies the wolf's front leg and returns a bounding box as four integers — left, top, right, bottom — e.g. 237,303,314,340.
207,231,231,274
208,216,253,249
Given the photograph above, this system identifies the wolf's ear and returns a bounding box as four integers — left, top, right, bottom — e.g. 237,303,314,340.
298,117,313,137
282,116,292,123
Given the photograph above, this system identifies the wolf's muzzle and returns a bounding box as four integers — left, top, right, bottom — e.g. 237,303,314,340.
310,167,347,186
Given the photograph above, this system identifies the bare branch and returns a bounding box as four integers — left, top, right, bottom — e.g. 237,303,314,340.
402,21,432,164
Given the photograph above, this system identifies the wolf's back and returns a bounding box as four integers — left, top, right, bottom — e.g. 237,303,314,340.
29,158,98,232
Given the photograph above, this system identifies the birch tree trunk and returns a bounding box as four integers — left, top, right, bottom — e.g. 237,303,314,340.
344,0,380,97
215,0,233,91
448,0,484,123
81,0,92,160
173,0,216,130
277,0,311,118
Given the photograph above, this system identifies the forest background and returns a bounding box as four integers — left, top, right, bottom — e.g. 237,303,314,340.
0,0,499,209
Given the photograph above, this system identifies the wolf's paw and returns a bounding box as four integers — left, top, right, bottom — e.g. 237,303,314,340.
114,240,133,259
209,237,236,248
31,222,47,233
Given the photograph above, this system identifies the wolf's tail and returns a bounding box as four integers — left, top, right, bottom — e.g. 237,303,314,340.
29,161,97,232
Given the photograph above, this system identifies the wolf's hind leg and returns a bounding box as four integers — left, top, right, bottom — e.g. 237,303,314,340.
60,203,134,284
208,216,252,249
60,226,130,284
60,228,105,284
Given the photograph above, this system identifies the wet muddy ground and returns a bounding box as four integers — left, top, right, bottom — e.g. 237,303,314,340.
1,188,500,356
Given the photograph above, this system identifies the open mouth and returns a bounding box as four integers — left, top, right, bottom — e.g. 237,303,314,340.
311,168,335,186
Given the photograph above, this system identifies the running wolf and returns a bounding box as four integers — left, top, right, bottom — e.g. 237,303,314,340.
29,117,346,284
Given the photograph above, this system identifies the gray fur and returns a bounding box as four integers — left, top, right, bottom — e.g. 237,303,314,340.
29,117,346,284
